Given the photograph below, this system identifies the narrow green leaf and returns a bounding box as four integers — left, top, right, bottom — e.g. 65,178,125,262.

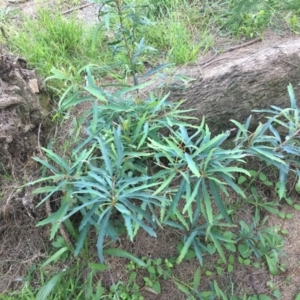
97,208,112,262
84,86,108,103
88,263,109,271
41,148,70,172
35,272,65,300
258,295,272,300
185,153,200,177
173,280,190,295
74,223,90,256
183,179,201,214
137,122,149,150
41,247,69,268
210,233,226,263
193,267,201,291
95,137,112,176
287,83,296,108
32,156,60,174
153,173,176,196
202,181,213,224
177,230,198,264
209,180,231,223
103,248,146,267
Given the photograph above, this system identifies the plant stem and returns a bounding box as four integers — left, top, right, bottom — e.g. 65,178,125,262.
115,0,136,84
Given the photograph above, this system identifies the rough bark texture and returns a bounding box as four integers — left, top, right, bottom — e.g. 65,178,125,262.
0,54,45,175
168,38,300,132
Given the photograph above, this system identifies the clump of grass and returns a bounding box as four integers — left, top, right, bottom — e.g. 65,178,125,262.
139,3,213,65
8,9,110,78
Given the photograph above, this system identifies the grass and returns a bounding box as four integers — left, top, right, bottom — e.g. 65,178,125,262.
7,9,110,79
3,0,299,82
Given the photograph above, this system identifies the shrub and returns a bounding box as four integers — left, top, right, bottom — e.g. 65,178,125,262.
28,80,300,265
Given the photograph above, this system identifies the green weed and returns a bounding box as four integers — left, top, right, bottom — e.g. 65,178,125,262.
8,9,108,79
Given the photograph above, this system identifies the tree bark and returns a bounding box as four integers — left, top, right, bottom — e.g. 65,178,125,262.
167,37,300,132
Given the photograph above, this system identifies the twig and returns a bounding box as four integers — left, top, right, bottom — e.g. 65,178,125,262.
199,51,218,66
226,37,262,52
200,37,262,68
62,2,93,15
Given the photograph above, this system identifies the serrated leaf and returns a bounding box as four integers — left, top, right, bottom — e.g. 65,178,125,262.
176,230,198,264
185,153,200,177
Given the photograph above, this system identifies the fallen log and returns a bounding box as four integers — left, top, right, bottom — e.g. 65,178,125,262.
167,37,300,132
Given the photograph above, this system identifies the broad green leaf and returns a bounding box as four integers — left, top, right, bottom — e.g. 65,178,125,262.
238,175,247,184
152,281,161,294
103,248,146,267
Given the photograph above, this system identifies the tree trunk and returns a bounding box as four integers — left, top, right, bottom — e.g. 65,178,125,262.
167,37,300,132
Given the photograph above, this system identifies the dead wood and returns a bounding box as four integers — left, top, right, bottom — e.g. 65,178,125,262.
166,38,300,132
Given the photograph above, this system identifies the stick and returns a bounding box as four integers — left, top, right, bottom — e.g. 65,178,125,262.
62,2,93,15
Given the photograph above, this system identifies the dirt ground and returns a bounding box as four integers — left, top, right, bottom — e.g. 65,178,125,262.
1,0,300,299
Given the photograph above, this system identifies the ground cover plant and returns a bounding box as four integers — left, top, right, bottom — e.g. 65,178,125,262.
1,0,300,299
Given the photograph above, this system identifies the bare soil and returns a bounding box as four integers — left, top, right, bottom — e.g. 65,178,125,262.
1,0,300,299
